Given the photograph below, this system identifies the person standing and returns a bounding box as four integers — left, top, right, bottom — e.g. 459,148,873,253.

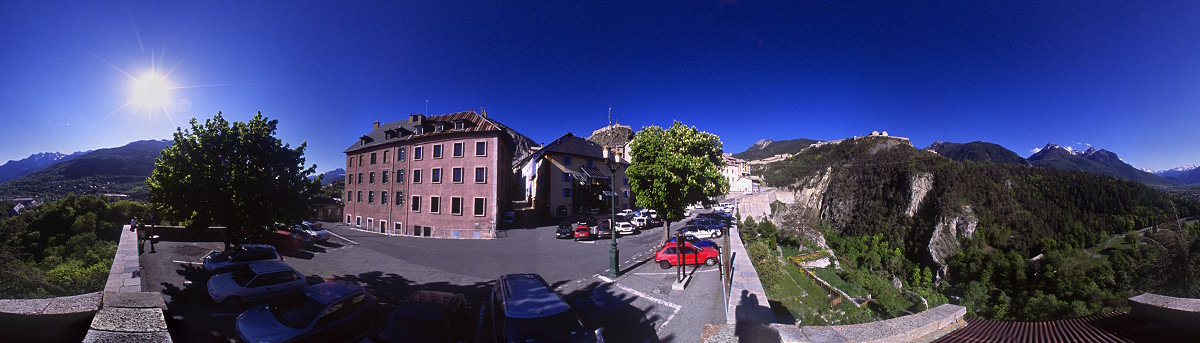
130,216,138,232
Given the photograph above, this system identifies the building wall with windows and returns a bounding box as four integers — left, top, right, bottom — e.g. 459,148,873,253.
343,111,525,239
516,133,632,219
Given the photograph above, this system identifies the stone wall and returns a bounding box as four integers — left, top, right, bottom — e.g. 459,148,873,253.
1129,292,1200,333
0,292,102,341
726,224,776,324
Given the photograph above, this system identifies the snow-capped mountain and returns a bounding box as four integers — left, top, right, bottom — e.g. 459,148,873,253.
1028,143,1171,186
1154,164,1200,185
0,151,89,184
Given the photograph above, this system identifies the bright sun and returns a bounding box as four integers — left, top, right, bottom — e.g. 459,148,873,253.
131,71,172,109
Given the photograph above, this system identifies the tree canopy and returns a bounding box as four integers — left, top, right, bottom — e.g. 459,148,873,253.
147,112,320,248
626,121,728,241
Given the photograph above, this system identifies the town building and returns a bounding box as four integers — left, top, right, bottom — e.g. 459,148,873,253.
309,197,343,222
722,154,758,194
514,132,632,220
343,110,535,238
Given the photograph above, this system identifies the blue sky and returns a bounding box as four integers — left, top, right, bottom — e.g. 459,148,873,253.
2,1,1200,172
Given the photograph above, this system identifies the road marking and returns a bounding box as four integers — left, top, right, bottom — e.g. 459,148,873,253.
172,260,202,265
632,268,718,276
595,275,683,332
327,231,359,245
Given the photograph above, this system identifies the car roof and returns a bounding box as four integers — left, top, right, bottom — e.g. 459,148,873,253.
498,274,570,319
246,261,295,274
303,281,365,305
236,244,276,251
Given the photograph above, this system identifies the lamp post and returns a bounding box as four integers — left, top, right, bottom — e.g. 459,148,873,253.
604,147,620,278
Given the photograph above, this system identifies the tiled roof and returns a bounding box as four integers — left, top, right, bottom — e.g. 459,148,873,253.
344,111,500,153
542,133,605,158
933,311,1200,343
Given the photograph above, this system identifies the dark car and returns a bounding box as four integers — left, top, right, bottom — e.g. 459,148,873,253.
666,236,719,249
557,216,590,239
371,290,471,343
491,273,603,343
236,281,378,343
203,244,283,272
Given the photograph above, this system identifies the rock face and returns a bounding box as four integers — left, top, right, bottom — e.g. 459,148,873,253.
906,172,933,217
928,206,978,280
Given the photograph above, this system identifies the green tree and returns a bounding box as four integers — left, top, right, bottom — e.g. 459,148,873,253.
627,121,729,243
147,112,320,249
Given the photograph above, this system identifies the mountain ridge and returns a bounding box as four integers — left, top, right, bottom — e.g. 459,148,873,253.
1027,143,1172,186
0,140,172,199
0,151,90,184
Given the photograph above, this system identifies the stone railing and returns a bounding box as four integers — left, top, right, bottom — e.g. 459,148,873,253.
726,224,776,324
84,224,173,342
1128,292,1200,333
775,304,966,343
0,292,103,341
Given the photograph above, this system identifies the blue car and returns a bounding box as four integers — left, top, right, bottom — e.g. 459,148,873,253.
236,281,377,343
667,236,719,249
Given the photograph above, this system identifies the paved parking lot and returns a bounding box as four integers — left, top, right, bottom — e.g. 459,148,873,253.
141,217,729,342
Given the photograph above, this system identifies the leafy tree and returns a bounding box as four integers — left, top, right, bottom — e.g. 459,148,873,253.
148,112,320,249
627,121,728,243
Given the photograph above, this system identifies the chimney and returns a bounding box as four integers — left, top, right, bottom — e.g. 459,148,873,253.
481,108,487,118
373,121,381,129
410,114,425,124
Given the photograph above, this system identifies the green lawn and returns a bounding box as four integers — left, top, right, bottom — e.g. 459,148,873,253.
811,267,867,298
751,242,874,325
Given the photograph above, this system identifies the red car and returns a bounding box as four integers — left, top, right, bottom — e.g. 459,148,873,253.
573,223,592,241
655,242,719,269
265,230,302,252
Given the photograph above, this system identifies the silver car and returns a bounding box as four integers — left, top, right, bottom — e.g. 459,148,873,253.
202,244,282,272
208,261,306,307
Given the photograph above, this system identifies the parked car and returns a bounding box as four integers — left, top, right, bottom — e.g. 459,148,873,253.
573,224,593,241
615,222,636,235
203,244,283,272
595,219,613,239
654,242,719,269
288,222,330,245
644,209,658,219
265,229,303,252
371,290,472,343
556,225,575,239
632,217,649,229
681,225,721,239
491,273,603,343
666,236,718,249
236,281,378,343
208,261,306,307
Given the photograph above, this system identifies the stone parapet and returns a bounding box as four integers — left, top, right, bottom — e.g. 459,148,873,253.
726,224,776,325
105,224,143,293
1129,292,1200,333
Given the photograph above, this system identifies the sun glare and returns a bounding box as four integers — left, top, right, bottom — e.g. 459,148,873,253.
132,71,172,109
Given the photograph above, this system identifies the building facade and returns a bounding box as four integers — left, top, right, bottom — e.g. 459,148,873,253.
343,111,532,238
515,133,633,219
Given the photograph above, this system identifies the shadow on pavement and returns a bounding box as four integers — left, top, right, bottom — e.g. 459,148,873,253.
558,281,672,343
159,264,242,342
734,289,780,343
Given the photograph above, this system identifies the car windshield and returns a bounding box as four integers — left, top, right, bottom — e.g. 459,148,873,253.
270,293,326,329
231,267,256,286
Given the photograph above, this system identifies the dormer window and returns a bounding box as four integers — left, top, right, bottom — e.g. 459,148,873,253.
436,123,446,132
416,126,425,135
454,121,465,130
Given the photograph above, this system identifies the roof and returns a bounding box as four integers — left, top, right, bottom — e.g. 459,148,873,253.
246,261,294,274
499,273,570,319
933,311,1200,342
516,132,629,169
303,281,365,305
236,244,276,251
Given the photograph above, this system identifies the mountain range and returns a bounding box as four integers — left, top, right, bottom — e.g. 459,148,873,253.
924,141,1029,165
1026,143,1172,186
0,140,173,199
0,151,90,184
732,138,818,161
309,168,345,186
1155,165,1200,186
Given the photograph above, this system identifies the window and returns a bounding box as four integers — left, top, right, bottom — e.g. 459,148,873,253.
624,190,629,199
453,142,464,157
413,169,422,183
431,168,442,183
368,191,374,204
369,172,375,184
346,176,351,184
356,216,361,226
414,146,424,160
367,218,373,228
411,196,421,212
433,144,443,159
346,215,351,224
398,148,406,161
370,152,377,164
358,154,363,166
383,150,389,163
455,121,465,130
586,159,594,168
382,170,389,183
380,221,386,233
357,191,363,202
473,198,486,216
563,188,571,198
451,197,463,215
381,191,388,205
348,157,353,168
562,172,571,182
475,167,487,183
430,196,440,214
475,141,487,156
452,167,463,183
624,178,629,186
397,169,404,183
563,156,572,165
347,191,352,201
357,173,363,184
395,191,404,205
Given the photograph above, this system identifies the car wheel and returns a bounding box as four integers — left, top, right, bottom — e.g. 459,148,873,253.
705,258,718,266
222,296,242,307
659,260,672,269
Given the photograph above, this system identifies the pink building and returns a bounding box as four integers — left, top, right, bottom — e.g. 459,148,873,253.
343,111,533,238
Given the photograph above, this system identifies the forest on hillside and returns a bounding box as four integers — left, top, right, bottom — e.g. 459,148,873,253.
0,195,149,298
749,136,1200,320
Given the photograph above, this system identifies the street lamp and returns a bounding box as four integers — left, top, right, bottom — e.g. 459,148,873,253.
603,147,620,278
